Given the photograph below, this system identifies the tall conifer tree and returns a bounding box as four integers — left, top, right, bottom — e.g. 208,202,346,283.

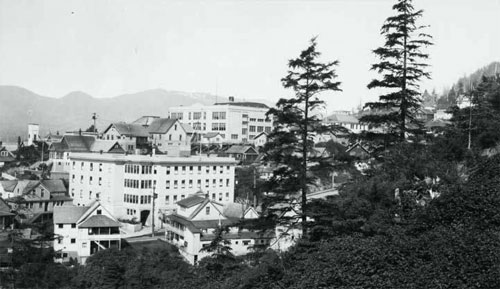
361,0,433,145
262,37,343,237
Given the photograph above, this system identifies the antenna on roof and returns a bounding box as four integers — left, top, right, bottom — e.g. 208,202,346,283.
92,113,97,133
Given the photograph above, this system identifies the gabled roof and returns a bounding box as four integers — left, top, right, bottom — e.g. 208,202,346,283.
53,206,90,224
104,123,149,138
0,180,18,192
40,180,67,193
79,215,120,228
0,198,12,215
223,203,253,219
225,145,258,155
176,195,206,208
147,118,177,134
189,199,223,219
19,180,41,195
90,140,124,153
57,135,96,152
132,116,160,126
181,123,194,134
253,132,268,140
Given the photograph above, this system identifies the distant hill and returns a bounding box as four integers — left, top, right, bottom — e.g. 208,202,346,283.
0,86,224,142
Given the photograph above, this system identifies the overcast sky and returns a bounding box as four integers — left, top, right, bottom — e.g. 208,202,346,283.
0,0,499,111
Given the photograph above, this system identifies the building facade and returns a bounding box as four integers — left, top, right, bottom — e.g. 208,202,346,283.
68,152,237,227
53,201,121,264
168,99,273,144
164,194,271,264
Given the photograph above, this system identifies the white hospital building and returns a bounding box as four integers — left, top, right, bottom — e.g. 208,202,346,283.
168,97,273,144
68,152,237,227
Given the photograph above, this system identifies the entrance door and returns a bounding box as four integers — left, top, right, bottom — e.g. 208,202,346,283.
140,210,150,226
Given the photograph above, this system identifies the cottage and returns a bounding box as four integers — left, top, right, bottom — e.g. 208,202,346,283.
53,201,121,264
164,194,271,264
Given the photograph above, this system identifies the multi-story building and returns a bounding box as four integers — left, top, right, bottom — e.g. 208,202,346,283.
168,97,273,144
68,152,237,227
53,201,121,264
164,193,271,264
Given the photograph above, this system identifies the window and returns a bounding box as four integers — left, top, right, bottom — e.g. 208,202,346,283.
173,195,178,202
82,242,87,248
80,176,83,184
99,163,103,172
97,209,102,215
71,223,76,228
243,240,250,245
99,177,102,186
206,206,210,215
89,176,93,185
257,126,264,132
90,163,93,171
242,128,248,135
166,180,170,189
205,179,209,188
212,179,216,188
174,166,178,174
226,179,230,187
219,192,222,201
189,166,193,174
226,192,229,201
182,166,186,174
181,180,185,189
212,112,226,120
220,166,223,174
231,134,238,140
181,194,185,199
71,238,76,244
249,118,256,122
189,180,193,188
166,195,170,204
58,224,63,229
174,180,178,189
249,126,256,132
257,118,264,122
219,179,223,187
166,166,171,175
265,126,272,133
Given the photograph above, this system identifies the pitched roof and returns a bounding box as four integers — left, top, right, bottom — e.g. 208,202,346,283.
181,123,194,134
79,214,120,228
146,118,177,134
40,180,67,193
176,195,206,208
0,198,12,214
90,140,124,153
62,135,96,152
0,180,17,192
19,180,41,195
132,116,160,126
225,145,258,154
53,206,90,223
223,203,249,219
253,132,268,140
0,156,15,162
107,123,149,137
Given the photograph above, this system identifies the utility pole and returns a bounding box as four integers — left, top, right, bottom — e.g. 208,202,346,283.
152,184,157,237
92,113,97,132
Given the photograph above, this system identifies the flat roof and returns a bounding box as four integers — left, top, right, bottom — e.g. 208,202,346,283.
69,152,237,165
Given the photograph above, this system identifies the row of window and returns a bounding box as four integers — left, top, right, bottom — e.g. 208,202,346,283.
124,194,152,204
248,126,271,133
73,161,104,172
164,192,230,204
125,164,154,174
212,123,226,131
165,178,231,189
126,209,137,215
25,201,65,209
124,179,155,189
166,165,231,175
212,112,227,120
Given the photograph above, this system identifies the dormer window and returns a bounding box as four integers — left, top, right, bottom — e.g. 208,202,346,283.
97,209,102,215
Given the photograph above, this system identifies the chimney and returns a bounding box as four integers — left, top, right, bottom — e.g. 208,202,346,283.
229,96,235,102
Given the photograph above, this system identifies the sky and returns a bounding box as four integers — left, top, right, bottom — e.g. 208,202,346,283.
0,0,499,112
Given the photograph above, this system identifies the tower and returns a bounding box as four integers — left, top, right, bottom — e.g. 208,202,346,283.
28,123,40,146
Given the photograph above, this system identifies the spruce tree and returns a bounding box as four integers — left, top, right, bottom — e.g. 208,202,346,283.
262,37,342,237
361,0,433,145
